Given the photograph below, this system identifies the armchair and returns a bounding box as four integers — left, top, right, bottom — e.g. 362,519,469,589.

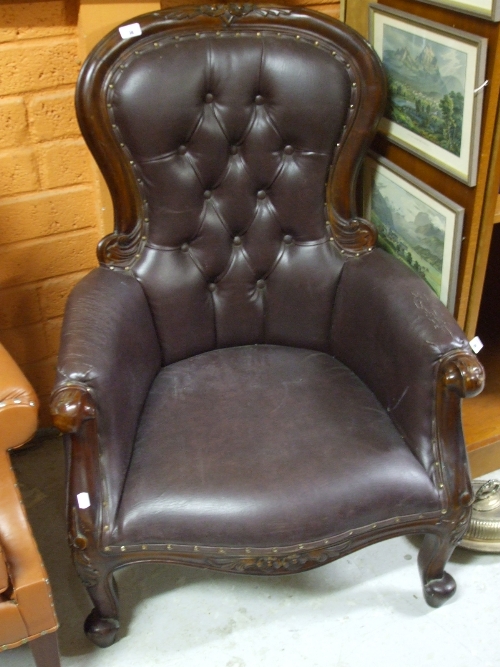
50,4,484,648
0,343,60,666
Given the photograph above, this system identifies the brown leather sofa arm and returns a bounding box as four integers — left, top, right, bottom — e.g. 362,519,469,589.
0,344,38,453
0,454,58,642
0,346,59,658
331,248,483,472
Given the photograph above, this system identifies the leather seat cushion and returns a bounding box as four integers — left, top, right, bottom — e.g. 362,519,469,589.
113,345,440,548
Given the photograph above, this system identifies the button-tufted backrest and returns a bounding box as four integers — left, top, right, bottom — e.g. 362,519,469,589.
77,7,385,365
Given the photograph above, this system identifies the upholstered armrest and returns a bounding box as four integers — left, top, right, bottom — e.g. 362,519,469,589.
0,453,58,646
50,267,161,517
0,344,38,452
0,347,57,647
331,249,484,473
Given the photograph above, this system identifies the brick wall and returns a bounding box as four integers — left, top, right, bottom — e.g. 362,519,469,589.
0,1,99,427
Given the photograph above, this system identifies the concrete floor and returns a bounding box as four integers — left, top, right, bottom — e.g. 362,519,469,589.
5,437,500,667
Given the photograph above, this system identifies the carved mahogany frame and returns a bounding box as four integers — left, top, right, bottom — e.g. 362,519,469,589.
75,3,385,265
51,4,485,648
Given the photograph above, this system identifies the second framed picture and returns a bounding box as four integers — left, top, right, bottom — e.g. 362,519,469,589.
369,4,487,185
363,153,464,312
417,1,500,22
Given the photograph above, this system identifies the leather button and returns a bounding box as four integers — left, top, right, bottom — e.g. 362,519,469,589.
255,94,264,105
203,190,212,199
205,93,214,103
257,190,266,200
284,145,294,155
178,145,187,155
256,279,266,289
208,283,216,292
233,236,242,246
283,235,293,244
229,145,239,155
181,242,189,252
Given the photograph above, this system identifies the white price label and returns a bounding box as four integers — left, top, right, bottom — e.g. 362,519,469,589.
119,23,142,39
77,492,91,509
469,336,484,354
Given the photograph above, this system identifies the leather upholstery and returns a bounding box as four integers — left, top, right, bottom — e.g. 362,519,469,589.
50,6,484,645
114,344,441,548
113,35,349,364
0,344,59,661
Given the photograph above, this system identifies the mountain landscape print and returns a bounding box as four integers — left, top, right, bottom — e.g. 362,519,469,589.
382,24,467,156
369,167,446,299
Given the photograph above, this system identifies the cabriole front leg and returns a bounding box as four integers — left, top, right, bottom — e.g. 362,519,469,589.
418,530,458,607
82,565,120,648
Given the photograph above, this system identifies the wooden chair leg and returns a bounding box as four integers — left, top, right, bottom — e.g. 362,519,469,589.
83,570,120,648
418,531,457,608
30,631,61,667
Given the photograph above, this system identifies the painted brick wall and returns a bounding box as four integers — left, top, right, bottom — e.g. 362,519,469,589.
0,1,99,427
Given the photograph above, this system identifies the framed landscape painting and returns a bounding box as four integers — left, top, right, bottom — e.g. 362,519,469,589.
363,153,464,311
418,0,500,21
369,4,487,185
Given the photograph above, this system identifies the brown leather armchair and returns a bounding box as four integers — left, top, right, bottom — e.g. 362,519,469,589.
50,4,484,648
0,343,60,666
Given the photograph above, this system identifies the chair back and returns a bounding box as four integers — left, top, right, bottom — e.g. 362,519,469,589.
76,6,386,363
